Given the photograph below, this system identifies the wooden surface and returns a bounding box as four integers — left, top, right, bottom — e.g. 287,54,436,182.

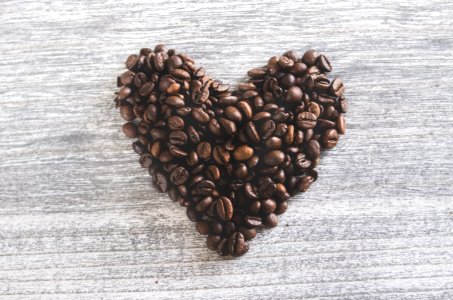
1,0,452,299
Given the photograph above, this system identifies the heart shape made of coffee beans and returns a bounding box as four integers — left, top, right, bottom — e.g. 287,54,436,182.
114,44,347,257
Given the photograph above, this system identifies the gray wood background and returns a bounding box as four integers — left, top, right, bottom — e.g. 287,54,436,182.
1,0,452,299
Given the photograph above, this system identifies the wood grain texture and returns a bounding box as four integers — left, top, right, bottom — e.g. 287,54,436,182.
1,0,453,299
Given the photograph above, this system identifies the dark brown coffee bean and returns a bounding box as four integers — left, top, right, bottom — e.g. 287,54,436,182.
125,54,139,70
187,125,200,144
165,95,185,108
216,196,233,221
302,50,319,66
122,122,138,138
170,68,191,80
169,146,188,158
228,232,249,257
120,104,135,121
245,122,260,143
244,215,262,227
192,107,211,123
322,128,339,149
197,142,212,160
259,178,276,198
239,227,257,240
194,180,216,196
275,201,288,215
154,171,168,192
217,238,229,256
337,113,346,134
261,199,277,214
213,146,230,165
168,116,184,130
169,166,189,185
247,67,267,78
278,56,294,69
308,102,321,118
166,55,183,69
339,97,348,113
284,125,295,145
196,220,210,235
291,62,308,75
306,140,321,160
186,207,200,222
264,137,282,150
206,165,221,181
285,86,303,103
187,150,199,166
296,112,317,129
233,145,254,161
219,95,239,106
208,118,222,135
219,117,237,135
331,77,345,97
318,118,336,129
169,130,187,145
207,235,221,250
318,54,332,72
263,213,278,227
283,50,300,62
237,101,253,120
224,106,242,122
263,150,285,166
196,196,213,213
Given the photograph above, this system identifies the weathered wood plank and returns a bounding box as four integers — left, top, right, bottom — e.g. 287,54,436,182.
0,0,452,299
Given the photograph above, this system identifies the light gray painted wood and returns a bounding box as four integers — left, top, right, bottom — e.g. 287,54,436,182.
0,0,452,299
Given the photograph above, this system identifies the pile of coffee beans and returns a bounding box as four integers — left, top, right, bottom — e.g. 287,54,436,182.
114,44,347,257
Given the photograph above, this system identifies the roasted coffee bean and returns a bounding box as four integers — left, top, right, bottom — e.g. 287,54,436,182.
263,150,285,166
265,137,282,150
213,146,230,165
263,213,278,227
169,146,188,158
248,67,267,78
296,112,317,129
165,95,185,108
259,178,277,198
331,77,345,97
337,113,346,134
224,106,242,122
168,130,187,145
302,50,319,66
306,139,321,160
278,56,294,69
245,122,260,143
120,103,135,121
196,196,214,213
197,142,212,160
196,220,210,235
217,238,229,256
228,232,249,257
216,196,233,221
238,101,253,120
207,235,221,250
206,165,221,181
168,116,184,130
244,215,262,227
153,171,168,192
261,199,277,214
192,107,211,123
169,166,189,185
219,117,237,135
122,122,138,138
285,86,303,103
233,145,254,161
318,54,332,72
239,227,257,240
322,129,339,149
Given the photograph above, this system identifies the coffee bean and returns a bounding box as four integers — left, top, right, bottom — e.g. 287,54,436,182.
302,50,319,66
228,232,249,257
285,86,303,103
331,77,345,97
169,130,187,145
192,107,211,123
169,146,188,158
213,146,230,165
217,238,229,256
197,142,212,160
168,116,184,130
216,196,233,221
263,213,278,227
125,54,139,70
322,128,339,149
219,117,237,135
306,140,321,160
224,106,242,122
244,215,262,227
259,178,276,198
165,95,185,108
245,122,260,143
337,113,346,134
196,196,214,213
206,165,221,181
248,67,267,78
296,112,317,129
120,104,135,121
187,125,200,144
122,122,138,138
239,227,257,240
278,56,294,69
263,150,285,166
237,101,253,120
207,235,221,250
318,54,332,72
154,171,168,192
196,220,210,235
233,145,254,161
261,199,277,214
